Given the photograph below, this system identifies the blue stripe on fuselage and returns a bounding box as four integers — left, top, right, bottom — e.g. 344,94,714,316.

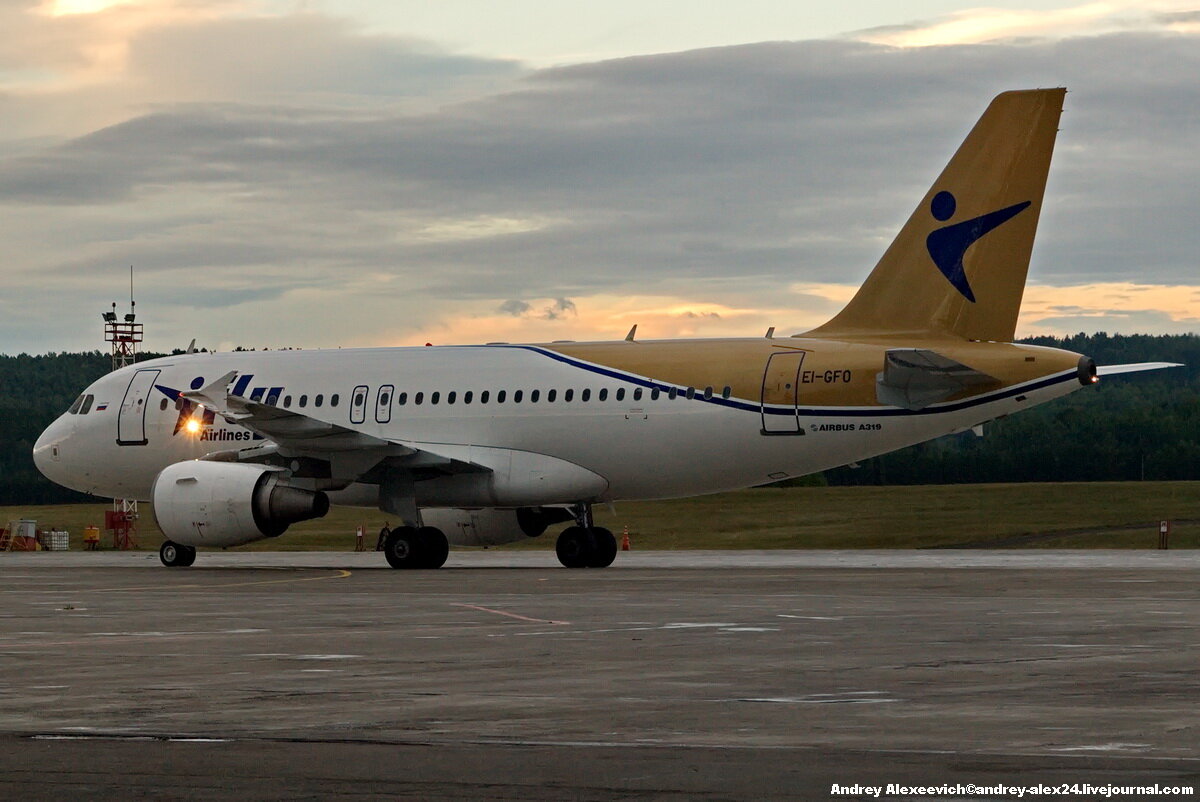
464,344,1077,419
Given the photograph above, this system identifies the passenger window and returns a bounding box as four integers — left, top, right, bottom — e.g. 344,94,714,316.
284,395,293,407
331,394,340,407
722,386,731,399
633,388,642,401
379,391,389,406
514,390,524,403
398,392,408,406
685,387,695,400
464,391,473,404
599,388,608,401
530,389,540,402
669,388,678,400
497,390,506,403
431,392,440,405
651,388,660,401
79,395,94,414
447,391,456,405
481,390,489,404
703,386,713,400
355,392,365,408
415,392,424,405
581,389,591,402
299,395,308,407
160,398,169,411
315,394,324,407
548,389,557,402
565,389,574,402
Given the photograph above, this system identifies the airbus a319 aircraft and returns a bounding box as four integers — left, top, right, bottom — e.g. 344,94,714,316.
33,88,1176,569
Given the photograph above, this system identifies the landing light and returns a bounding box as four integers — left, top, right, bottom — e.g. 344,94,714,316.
185,419,202,434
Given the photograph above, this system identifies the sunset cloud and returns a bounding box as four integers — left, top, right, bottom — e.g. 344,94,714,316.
851,2,1199,47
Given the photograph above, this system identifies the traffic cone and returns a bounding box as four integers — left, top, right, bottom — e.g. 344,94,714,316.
621,525,631,551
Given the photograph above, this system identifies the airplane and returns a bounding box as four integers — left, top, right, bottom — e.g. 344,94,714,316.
33,88,1178,570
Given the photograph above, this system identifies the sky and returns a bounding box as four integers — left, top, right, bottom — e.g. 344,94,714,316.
1,0,1199,354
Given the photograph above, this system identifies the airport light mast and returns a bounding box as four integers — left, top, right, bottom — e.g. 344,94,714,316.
103,268,142,372
102,267,141,548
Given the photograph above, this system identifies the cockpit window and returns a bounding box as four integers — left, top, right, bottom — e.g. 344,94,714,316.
79,395,94,415
67,394,85,414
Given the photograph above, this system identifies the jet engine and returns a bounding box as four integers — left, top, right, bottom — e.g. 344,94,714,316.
151,461,329,548
420,507,573,547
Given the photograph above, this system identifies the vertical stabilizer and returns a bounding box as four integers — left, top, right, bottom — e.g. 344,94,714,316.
806,88,1065,342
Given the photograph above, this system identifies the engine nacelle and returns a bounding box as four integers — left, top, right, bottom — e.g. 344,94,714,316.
152,461,329,548
420,507,573,547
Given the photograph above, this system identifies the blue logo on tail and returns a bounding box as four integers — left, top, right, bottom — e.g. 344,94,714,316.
925,191,1031,303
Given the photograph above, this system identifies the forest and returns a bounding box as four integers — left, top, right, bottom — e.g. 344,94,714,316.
2,333,1197,504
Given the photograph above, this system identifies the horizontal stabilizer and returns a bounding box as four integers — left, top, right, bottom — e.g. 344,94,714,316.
1097,362,1183,376
876,349,999,411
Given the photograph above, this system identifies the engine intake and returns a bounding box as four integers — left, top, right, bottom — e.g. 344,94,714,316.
152,461,329,548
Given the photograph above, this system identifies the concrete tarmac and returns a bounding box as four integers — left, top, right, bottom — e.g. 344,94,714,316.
2,550,1198,799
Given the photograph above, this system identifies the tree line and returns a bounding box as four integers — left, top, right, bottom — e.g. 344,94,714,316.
1,334,1197,504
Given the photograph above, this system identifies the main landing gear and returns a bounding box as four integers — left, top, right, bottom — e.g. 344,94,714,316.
555,504,617,568
159,540,196,567
384,526,450,570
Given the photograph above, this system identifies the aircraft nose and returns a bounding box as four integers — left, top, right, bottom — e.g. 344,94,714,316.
32,414,73,484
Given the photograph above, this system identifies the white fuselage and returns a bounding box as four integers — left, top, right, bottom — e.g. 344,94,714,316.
33,340,1084,506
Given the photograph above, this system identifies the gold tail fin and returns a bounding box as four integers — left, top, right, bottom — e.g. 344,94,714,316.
806,88,1065,342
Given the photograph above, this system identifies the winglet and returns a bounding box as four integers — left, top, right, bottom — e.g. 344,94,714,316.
625,324,638,342
181,370,239,411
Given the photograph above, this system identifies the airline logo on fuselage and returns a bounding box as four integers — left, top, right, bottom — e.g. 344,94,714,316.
155,378,265,440
925,191,1031,302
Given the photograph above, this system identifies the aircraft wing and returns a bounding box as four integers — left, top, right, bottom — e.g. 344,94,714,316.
1097,362,1183,376
184,371,393,452
876,348,1000,411
182,371,488,481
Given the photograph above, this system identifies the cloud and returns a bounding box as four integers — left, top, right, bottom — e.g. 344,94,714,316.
542,298,577,320
1018,282,1200,336
497,299,531,316
0,2,524,142
2,16,1200,353
850,2,1200,47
